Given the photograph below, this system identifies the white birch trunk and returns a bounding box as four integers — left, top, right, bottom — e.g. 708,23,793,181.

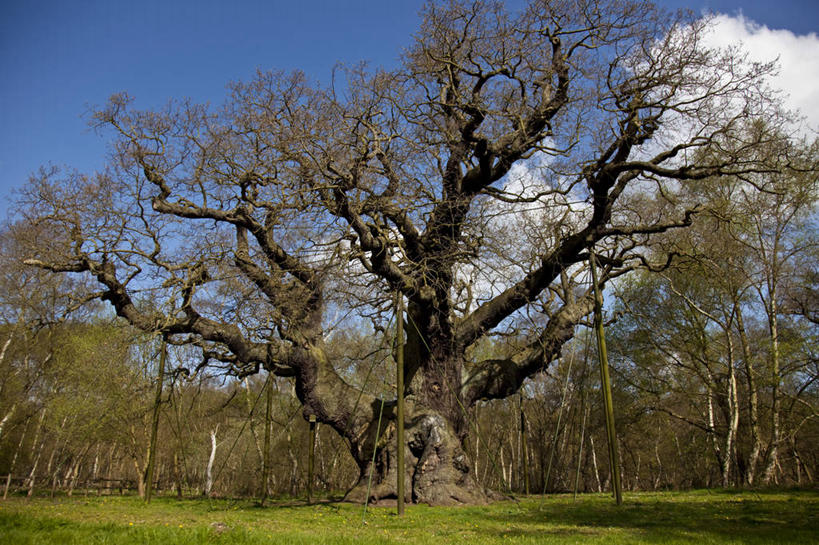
722,330,739,487
589,434,602,493
0,404,15,444
763,289,781,485
3,417,29,499
735,302,761,485
500,446,508,489
0,336,13,442
204,426,218,497
25,410,47,498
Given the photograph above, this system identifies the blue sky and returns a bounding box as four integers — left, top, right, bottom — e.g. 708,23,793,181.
1,0,817,220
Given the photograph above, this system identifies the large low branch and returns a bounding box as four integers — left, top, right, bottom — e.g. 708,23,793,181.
600,207,701,237
455,229,591,350
460,294,594,406
24,256,286,373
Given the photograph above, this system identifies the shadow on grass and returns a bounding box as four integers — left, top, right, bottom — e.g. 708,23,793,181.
478,490,819,544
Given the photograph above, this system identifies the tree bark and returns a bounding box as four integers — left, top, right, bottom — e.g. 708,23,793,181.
144,339,166,503
589,434,602,493
763,288,781,485
25,410,47,498
520,395,530,495
244,378,265,467
722,327,739,488
260,375,273,505
0,403,15,445
3,416,29,499
173,450,183,498
735,300,761,485
204,426,218,497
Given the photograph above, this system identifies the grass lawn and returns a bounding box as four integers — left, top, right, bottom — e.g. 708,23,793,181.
1,489,817,544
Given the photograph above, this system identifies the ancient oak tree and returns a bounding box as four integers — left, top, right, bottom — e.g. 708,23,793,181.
19,0,791,504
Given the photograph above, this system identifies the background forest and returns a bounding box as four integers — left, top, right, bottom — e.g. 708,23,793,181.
1,169,816,499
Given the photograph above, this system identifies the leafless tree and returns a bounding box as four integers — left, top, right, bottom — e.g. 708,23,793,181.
18,0,794,503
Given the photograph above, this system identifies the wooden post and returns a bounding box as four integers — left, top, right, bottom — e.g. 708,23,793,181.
519,393,530,495
589,250,622,505
396,294,406,516
145,339,167,503
307,415,316,504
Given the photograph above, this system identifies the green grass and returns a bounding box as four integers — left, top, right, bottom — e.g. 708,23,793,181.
1,490,817,544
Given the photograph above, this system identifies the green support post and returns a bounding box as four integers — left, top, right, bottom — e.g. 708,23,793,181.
308,414,316,504
590,250,623,505
396,294,406,516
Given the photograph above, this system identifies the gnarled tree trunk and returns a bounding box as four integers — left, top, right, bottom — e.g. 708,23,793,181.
291,296,589,505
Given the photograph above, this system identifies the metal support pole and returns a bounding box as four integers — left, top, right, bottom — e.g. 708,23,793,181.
308,415,316,504
396,294,406,516
590,250,622,505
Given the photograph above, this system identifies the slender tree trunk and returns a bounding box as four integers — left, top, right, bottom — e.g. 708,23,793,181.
44,416,70,497
673,428,684,488
144,340,167,503
244,378,265,466
723,328,739,488
204,426,218,497
127,423,147,498
286,430,298,496
0,335,13,443
500,446,508,490
589,434,602,493
654,440,663,490
0,403,16,444
520,395,530,495
105,444,116,495
130,458,144,497
574,345,590,498
545,354,574,493
261,375,273,505
316,428,326,490
763,291,781,485
25,411,47,498
91,444,100,495
791,440,812,484
705,380,724,476
173,450,183,498
3,416,29,499
573,404,588,498
508,419,517,491
735,301,761,485
67,445,89,497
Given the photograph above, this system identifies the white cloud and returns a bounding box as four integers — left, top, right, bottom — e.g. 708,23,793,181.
705,14,819,130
